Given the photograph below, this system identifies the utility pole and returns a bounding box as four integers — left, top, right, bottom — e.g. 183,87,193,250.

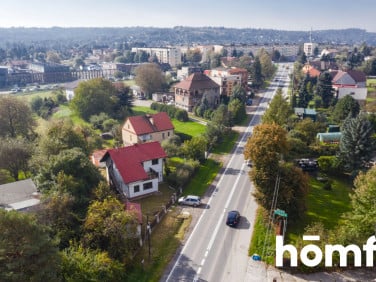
146,215,151,260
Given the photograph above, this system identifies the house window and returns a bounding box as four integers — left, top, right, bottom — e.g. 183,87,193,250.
152,159,159,165
134,185,140,193
143,182,153,190
168,131,170,137
162,132,165,139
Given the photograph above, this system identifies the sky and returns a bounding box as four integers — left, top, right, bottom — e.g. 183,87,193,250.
1,0,376,32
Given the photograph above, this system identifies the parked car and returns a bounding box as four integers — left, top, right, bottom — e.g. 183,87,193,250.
178,195,201,207
226,210,240,227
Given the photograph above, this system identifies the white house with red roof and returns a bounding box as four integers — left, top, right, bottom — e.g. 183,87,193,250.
122,112,174,146
100,141,167,199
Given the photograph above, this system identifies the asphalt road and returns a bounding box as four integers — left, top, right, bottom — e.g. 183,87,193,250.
162,64,291,282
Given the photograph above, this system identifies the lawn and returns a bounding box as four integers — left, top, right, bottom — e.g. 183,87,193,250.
173,119,206,138
287,175,353,244
249,174,353,262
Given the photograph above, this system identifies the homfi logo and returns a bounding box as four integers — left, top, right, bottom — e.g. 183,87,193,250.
275,235,376,267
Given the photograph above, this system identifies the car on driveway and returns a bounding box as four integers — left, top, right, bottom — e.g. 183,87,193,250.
178,195,201,207
226,210,240,227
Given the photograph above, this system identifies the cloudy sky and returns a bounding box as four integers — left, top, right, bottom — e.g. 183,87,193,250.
1,0,375,32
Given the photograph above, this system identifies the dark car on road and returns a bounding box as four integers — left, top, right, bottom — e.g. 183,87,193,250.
226,210,240,227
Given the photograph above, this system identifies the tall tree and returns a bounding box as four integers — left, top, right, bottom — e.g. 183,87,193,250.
134,63,165,98
258,48,274,79
338,167,376,245
70,78,116,121
316,71,334,108
332,95,360,124
250,57,263,89
297,74,313,108
0,210,61,281
338,114,375,172
262,88,293,126
0,96,35,138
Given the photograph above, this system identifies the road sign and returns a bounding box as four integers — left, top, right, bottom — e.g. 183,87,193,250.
274,209,288,218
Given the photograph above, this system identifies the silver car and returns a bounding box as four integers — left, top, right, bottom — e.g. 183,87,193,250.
178,195,201,207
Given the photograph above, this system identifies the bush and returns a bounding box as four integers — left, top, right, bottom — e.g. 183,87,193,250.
174,109,188,122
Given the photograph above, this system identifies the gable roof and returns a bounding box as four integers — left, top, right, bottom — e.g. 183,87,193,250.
173,72,219,91
346,69,366,83
126,112,174,135
0,179,40,211
100,141,167,184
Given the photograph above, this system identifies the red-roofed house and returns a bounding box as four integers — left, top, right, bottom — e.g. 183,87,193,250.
173,72,220,112
122,112,174,146
100,142,167,199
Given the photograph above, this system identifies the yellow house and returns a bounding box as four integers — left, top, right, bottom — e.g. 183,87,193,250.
122,112,174,146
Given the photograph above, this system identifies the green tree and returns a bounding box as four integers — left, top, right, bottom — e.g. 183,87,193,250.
61,245,125,282
250,56,263,89
316,71,334,108
0,138,33,181
134,63,166,98
0,96,35,138
181,135,207,162
338,167,376,245
258,48,274,79
70,78,116,121
262,88,293,126
0,210,61,281
338,114,375,172
231,84,247,103
228,98,246,125
186,48,202,64
82,196,139,262
37,119,89,157
332,95,360,124
297,74,313,108
293,118,326,145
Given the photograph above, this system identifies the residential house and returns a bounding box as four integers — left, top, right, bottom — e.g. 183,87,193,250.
0,179,40,212
173,72,220,112
100,142,167,199
122,112,174,146
205,67,248,96
331,70,366,88
302,64,321,78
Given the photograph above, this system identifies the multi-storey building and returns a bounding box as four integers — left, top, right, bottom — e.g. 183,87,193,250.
131,47,182,67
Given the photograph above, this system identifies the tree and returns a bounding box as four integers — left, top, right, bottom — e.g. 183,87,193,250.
46,51,61,64
258,48,274,79
228,98,246,125
338,167,376,245
297,74,313,108
316,71,334,108
0,96,35,138
134,63,166,98
293,118,326,145
250,56,263,89
244,123,288,210
82,196,139,262
186,48,202,64
261,88,293,126
181,135,207,162
0,138,33,181
338,114,375,172
37,119,89,157
332,95,360,124
0,210,61,281
61,245,125,282
231,84,247,103
70,78,116,121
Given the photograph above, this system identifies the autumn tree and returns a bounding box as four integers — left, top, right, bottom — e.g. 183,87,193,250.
185,48,202,64
134,63,166,98
0,210,61,281
261,88,293,126
0,95,35,138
